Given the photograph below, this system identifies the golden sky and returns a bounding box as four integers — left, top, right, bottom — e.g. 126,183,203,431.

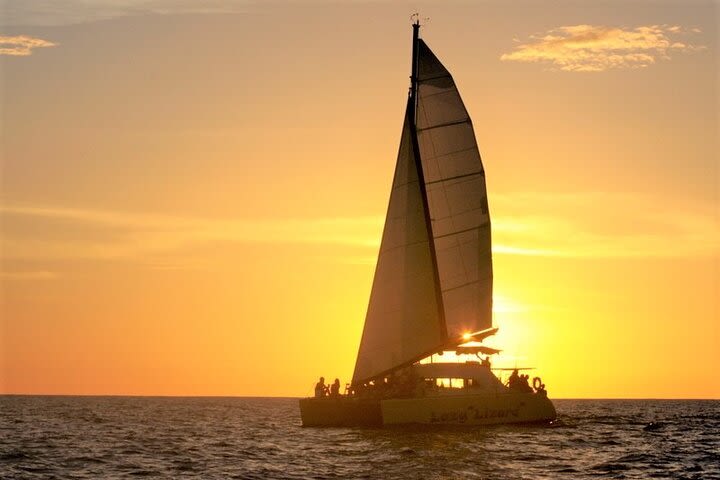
1,1,718,398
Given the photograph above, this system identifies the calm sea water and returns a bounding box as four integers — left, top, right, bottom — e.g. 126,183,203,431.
1,396,718,479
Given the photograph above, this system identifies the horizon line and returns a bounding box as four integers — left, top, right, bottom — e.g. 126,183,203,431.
2,393,718,401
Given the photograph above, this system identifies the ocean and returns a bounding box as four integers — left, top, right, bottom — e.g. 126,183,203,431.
1,396,718,479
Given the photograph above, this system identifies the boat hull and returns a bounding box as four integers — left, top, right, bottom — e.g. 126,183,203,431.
299,392,555,427
299,396,383,427
381,391,556,425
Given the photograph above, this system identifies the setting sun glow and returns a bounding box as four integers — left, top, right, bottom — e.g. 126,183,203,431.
1,1,718,400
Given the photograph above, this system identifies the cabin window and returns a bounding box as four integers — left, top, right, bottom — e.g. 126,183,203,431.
435,378,466,388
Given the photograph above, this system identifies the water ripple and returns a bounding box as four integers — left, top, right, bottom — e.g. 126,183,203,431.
1,397,718,479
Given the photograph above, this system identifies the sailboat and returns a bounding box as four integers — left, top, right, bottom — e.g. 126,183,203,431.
299,19,556,426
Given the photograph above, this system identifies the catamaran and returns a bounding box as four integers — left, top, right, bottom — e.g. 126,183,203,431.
299,18,556,427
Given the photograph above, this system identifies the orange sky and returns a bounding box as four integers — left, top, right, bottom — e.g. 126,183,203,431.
1,1,718,398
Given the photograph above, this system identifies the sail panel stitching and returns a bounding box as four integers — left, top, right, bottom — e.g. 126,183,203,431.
441,279,479,293
421,145,479,162
419,74,452,82
426,170,484,186
378,238,430,254
433,225,479,239
417,119,469,132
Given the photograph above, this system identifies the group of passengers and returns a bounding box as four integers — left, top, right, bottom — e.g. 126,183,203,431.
314,369,420,399
316,363,534,400
314,377,342,397
352,371,418,399
507,369,533,393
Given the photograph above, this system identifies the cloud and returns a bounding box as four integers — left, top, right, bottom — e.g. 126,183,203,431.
1,192,717,277
491,192,719,258
0,204,383,265
500,24,704,72
0,35,57,56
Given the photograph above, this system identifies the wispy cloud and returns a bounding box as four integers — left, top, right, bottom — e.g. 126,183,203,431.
501,24,704,72
1,192,717,278
0,204,382,264
0,35,57,56
492,192,719,257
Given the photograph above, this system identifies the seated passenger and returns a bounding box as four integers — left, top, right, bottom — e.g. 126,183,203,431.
330,378,341,396
314,376,328,397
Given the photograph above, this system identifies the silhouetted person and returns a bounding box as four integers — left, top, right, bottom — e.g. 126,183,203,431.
520,374,532,392
315,377,328,397
508,369,520,389
330,378,340,396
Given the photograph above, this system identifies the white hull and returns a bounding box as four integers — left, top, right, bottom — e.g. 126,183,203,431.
381,390,556,425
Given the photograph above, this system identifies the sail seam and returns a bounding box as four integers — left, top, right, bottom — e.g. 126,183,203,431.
389,180,421,189
417,86,466,100
428,204,487,222
433,225,480,239
425,170,484,186
417,119,469,132
378,239,431,254
441,279,480,293
419,74,452,82
423,146,478,161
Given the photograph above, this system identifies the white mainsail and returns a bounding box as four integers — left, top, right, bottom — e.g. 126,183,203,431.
352,35,492,385
416,39,493,341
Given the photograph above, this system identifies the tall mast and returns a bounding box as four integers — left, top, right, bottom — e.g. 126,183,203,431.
409,18,420,124
408,17,448,341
